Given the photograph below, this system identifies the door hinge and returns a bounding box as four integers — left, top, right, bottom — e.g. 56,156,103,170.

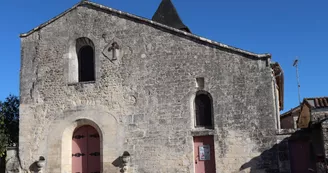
72,153,85,157
73,135,85,139
89,152,100,156
89,134,99,138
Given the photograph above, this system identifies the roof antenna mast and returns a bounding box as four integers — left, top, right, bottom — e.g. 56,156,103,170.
293,57,301,104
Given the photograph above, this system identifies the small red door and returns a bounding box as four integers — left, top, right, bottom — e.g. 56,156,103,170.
289,140,316,173
72,125,100,173
194,136,216,173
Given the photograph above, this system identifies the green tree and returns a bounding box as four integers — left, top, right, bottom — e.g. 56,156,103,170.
0,95,19,157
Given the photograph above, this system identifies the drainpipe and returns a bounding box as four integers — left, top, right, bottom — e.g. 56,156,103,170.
273,71,282,131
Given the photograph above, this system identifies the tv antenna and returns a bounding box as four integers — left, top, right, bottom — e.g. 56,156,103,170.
293,57,301,104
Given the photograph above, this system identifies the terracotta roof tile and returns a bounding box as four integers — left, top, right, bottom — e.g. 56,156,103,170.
305,97,328,108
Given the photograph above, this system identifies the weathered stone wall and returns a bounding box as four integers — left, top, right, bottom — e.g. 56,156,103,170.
20,4,277,173
276,132,292,173
313,109,328,173
5,146,20,173
321,120,328,172
312,108,328,123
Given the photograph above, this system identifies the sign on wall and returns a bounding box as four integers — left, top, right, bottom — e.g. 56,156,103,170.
199,145,210,160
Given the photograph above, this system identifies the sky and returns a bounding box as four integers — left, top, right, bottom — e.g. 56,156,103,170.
0,0,327,113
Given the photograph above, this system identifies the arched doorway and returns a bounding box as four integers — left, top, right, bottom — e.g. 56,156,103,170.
72,125,100,173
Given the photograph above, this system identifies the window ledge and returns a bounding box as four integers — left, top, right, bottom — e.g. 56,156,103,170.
68,81,96,86
276,128,300,135
190,128,215,136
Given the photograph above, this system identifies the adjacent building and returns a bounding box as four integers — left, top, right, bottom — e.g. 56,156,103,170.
279,97,328,173
280,106,300,129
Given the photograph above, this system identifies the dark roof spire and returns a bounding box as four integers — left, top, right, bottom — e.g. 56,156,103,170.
152,0,191,33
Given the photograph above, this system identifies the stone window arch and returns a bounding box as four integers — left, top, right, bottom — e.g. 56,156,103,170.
195,91,213,128
76,37,95,82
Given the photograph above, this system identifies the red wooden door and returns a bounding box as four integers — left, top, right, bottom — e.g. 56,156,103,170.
87,126,100,173
289,140,315,173
72,125,100,173
194,136,216,173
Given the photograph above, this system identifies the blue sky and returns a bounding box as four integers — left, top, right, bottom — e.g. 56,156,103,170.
1,0,327,113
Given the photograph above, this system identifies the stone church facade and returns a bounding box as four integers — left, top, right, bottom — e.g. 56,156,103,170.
18,0,283,172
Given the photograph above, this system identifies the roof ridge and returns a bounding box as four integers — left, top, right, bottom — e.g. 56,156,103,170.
304,97,328,100
281,105,301,117
20,1,84,38
20,1,271,59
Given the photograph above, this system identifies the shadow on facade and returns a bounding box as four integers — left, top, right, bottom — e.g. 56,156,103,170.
240,128,325,173
112,156,123,170
112,151,131,173
28,161,39,173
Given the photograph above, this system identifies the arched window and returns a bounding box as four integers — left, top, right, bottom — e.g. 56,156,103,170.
76,37,95,82
195,92,213,127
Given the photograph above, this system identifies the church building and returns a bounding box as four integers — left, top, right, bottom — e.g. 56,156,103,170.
18,0,284,172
